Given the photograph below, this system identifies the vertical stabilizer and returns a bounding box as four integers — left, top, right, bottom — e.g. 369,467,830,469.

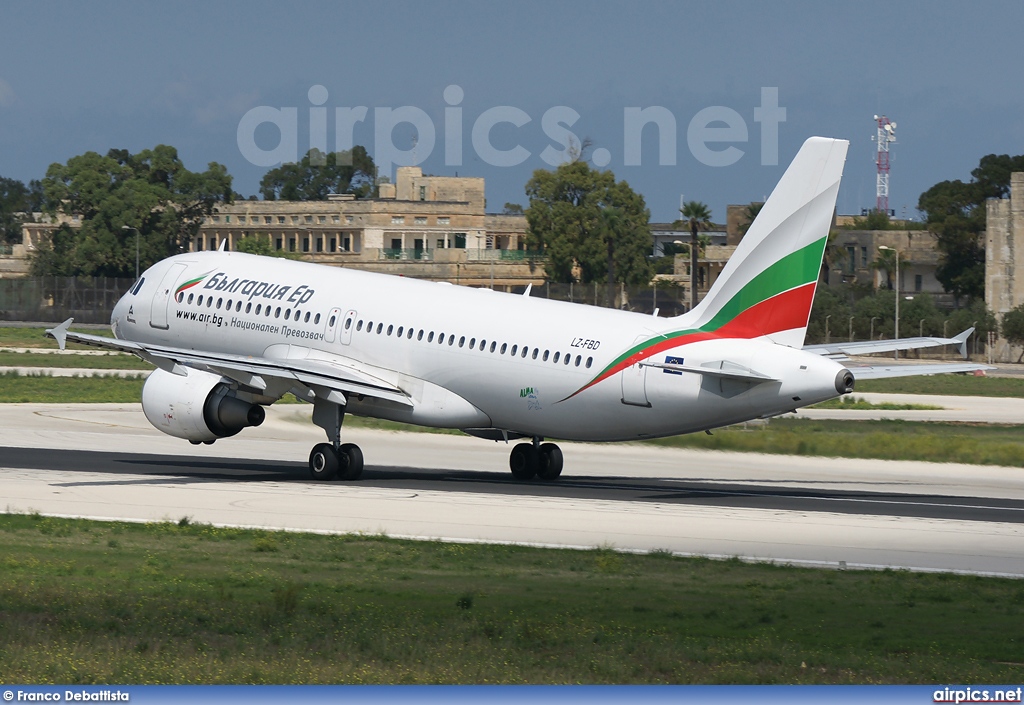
678,137,849,348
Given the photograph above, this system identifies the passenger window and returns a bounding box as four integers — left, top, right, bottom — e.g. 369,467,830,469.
407,328,414,339
357,320,363,331
586,357,593,368
500,343,507,354
304,311,310,322
428,332,434,343
275,307,281,318
510,345,518,356
532,348,538,360
176,292,183,303
188,293,194,304
564,353,570,365
255,304,262,314
207,298,213,308
575,355,581,367
489,342,496,353
329,314,336,327
236,301,242,312
217,298,223,309
397,326,403,337
417,330,424,341
438,332,445,344
226,299,232,309
284,309,290,320
448,334,455,346
345,318,352,330
521,347,528,358
469,338,476,348
376,323,383,334
314,313,320,324
543,350,549,361
459,336,465,348
553,352,560,363
387,325,394,336
480,339,486,351
245,302,251,313
197,295,204,306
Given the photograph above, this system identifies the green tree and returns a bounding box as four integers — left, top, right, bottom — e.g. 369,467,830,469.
525,161,653,287
33,146,232,277
918,152,1024,304
259,147,376,201
0,177,43,244
1001,304,1024,363
234,233,298,259
677,200,712,309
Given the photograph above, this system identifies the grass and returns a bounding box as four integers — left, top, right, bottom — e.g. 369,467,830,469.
0,325,113,349
0,371,146,403
649,418,1024,466
856,374,1024,398
0,351,153,370
0,513,1021,684
810,396,942,411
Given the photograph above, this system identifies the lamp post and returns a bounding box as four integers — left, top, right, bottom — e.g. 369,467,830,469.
825,314,831,344
122,226,139,281
870,316,879,341
879,245,899,359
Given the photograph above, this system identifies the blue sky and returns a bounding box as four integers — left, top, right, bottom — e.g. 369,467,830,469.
1,0,1022,222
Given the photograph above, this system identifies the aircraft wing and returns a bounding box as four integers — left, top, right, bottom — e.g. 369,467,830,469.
805,327,974,359
45,318,412,407
847,362,994,380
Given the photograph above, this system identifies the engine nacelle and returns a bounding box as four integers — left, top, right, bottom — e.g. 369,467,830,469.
142,367,266,442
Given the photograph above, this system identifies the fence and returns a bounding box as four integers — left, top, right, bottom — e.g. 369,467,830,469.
0,277,135,324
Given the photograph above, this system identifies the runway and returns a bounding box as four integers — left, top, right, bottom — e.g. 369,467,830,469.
2,404,1023,577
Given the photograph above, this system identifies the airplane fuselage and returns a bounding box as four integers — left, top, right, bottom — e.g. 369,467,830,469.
112,251,847,442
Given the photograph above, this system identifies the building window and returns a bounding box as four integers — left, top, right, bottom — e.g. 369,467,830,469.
224,215,231,223
346,215,354,224
265,216,272,224
392,216,405,224
330,237,337,253
275,237,283,250
915,274,923,292
332,215,340,223
414,216,427,225
316,238,323,253
419,185,426,201
438,217,450,225
846,246,856,274
289,237,296,252
305,215,313,224
196,238,203,251
861,246,868,268
212,216,220,223
277,216,286,224
238,216,246,224
318,215,327,223
302,237,310,252
436,238,445,249
454,233,466,248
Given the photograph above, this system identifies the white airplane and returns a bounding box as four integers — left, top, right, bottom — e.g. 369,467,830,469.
46,137,986,481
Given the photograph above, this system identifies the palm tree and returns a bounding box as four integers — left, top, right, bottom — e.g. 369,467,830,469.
678,200,713,309
737,202,764,238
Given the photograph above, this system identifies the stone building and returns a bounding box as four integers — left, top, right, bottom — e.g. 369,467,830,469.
985,172,1024,361
823,229,944,295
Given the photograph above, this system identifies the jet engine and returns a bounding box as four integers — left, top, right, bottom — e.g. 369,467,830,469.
142,367,266,442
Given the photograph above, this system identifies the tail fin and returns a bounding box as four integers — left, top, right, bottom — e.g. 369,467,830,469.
680,137,849,348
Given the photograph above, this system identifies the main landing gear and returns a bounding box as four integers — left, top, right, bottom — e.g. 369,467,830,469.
308,398,363,481
509,438,563,481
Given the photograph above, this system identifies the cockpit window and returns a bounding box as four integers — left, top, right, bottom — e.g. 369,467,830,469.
130,277,146,296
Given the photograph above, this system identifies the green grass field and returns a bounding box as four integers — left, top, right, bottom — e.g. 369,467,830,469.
0,371,147,403
0,325,113,350
857,374,1024,397
810,396,942,410
1,514,1021,684
0,351,153,369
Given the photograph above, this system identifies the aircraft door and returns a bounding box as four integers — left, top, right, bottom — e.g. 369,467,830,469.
620,336,651,407
150,263,187,330
339,309,357,345
323,307,342,343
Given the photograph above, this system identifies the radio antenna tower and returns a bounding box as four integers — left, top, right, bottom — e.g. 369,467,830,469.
872,115,896,214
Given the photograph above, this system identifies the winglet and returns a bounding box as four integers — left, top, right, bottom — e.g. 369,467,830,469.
45,318,74,350
218,239,226,252
953,327,974,359
523,284,532,297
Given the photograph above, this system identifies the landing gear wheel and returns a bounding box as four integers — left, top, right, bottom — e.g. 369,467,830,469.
309,443,338,481
509,443,538,480
338,443,364,481
536,443,563,481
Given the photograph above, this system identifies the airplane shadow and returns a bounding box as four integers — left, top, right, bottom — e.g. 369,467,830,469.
5,446,1022,524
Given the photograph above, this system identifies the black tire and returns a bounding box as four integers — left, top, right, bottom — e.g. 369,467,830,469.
509,443,538,480
309,443,338,481
339,443,364,481
537,443,563,481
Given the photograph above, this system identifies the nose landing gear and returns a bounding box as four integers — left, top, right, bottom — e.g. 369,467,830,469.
509,438,563,481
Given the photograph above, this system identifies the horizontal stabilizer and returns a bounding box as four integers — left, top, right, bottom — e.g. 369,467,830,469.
641,360,777,383
848,363,994,380
807,328,975,359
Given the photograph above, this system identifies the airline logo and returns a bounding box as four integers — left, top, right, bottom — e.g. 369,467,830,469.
201,271,316,305
174,272,212,298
